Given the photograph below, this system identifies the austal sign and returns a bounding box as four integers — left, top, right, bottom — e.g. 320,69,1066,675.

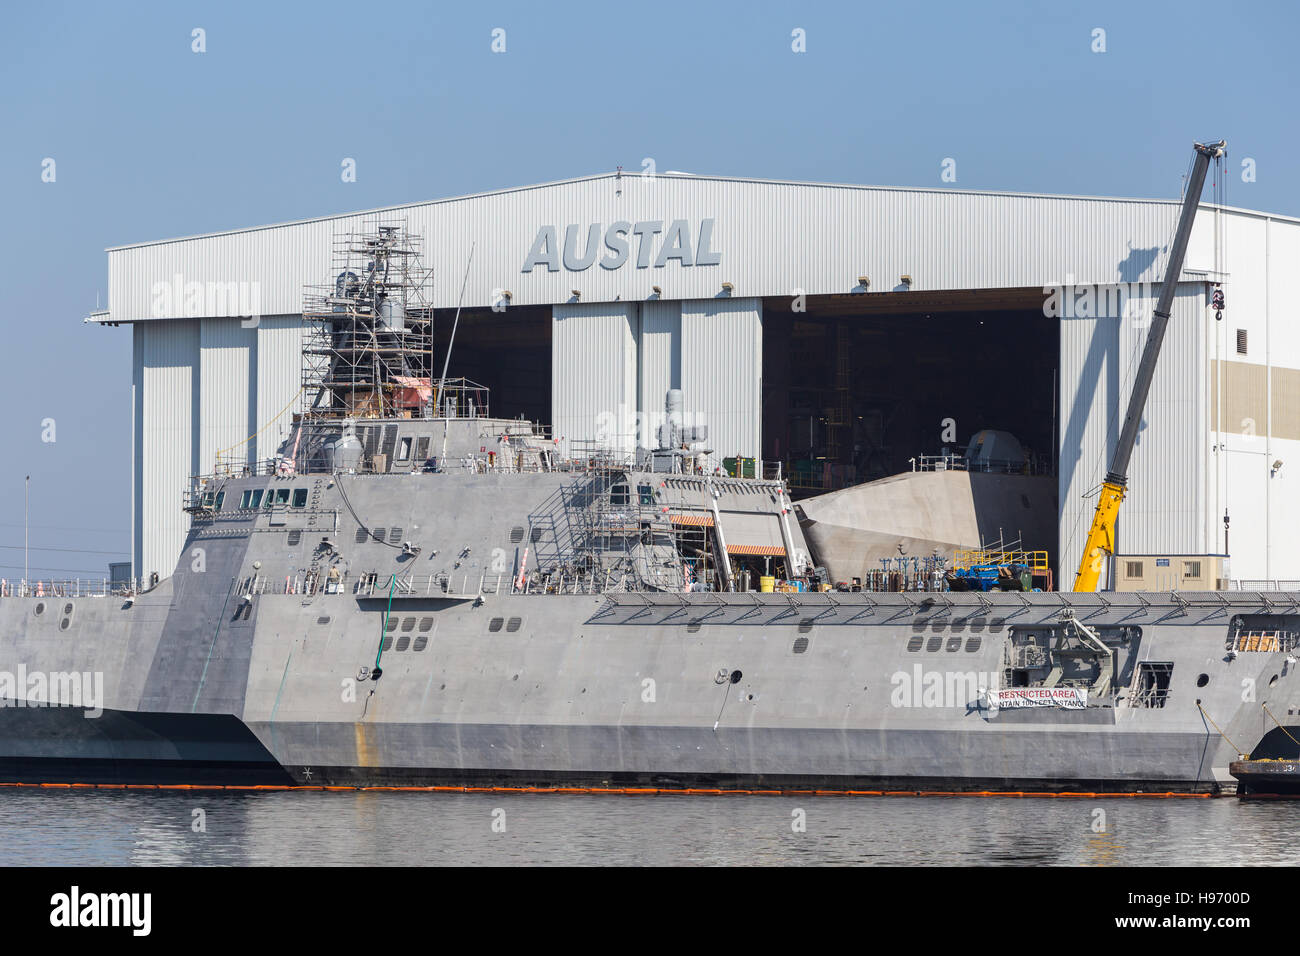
522,219,721,273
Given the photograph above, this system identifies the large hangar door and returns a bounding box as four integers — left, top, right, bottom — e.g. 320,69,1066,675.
552,302,638,457
549,298,763,463
638,300,682,436
681,298,763,463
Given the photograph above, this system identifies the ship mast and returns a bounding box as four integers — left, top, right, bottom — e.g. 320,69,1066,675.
301,223,435,421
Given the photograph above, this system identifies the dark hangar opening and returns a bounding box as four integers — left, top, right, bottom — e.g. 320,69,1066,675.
430,305,552,423
761,288,1059,494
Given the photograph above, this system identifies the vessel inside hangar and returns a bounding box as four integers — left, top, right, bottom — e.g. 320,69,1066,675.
759,288,1058,494
760,287,1062,586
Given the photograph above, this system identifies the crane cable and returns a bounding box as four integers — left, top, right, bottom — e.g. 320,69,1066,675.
214,385,306,461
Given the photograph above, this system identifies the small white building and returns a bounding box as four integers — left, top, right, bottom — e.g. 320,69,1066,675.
91,170,1300,588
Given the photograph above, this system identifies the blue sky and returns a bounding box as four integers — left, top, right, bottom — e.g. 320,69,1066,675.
1,0,1295,576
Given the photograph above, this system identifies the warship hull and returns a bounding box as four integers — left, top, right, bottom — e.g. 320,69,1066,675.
1,464,1296,793
1,564,1296,791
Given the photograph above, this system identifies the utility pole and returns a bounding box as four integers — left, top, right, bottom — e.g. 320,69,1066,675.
24,474,30,591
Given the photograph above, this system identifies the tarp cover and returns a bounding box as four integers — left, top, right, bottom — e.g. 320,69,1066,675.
392,376,432,407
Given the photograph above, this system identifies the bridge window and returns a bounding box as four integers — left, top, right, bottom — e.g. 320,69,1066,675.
292,488,308,508
240,490,252,509
213,491,225,510
274,488,291,506
396,437,413,462
249,489,264,509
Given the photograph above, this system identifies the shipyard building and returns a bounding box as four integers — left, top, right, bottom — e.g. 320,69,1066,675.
91,172,1300,589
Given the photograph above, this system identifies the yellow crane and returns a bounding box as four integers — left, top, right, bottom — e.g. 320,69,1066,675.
1073,140,1225,592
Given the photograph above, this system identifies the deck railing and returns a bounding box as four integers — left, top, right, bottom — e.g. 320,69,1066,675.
0,579,140,598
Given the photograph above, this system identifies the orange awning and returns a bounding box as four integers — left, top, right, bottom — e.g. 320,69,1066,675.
670,513,714,527
725,543,786,556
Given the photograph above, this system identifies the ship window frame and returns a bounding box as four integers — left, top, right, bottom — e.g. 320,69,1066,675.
291,488,308,509
214,491,225,510
274,488,291,506
1133,661,1174,708
396,437,413,462
249,489,264,509
239,490,252,509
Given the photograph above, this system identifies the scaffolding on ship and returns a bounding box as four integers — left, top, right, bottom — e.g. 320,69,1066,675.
301,222,436,421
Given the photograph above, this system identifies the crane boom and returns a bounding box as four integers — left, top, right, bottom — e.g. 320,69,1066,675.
1073,140,1225,592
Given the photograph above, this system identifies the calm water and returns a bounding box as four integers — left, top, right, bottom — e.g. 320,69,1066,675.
3,791,1300,866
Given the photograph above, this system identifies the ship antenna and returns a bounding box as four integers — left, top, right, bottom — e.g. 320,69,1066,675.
434,242,476,418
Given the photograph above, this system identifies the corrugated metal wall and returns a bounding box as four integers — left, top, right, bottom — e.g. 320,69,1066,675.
133,320,199,579
551,303,638,457
255,315,303,464
681,298,762,463
198,318,256,475
134,314,303,577
638,299,681,438
1200,212,1300,581
1058,285,1205,581
108,175,1226,320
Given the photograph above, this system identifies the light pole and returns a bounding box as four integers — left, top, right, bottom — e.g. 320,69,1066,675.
24,475,29,592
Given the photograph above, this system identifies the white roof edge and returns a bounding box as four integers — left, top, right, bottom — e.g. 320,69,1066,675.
104,171,1300,251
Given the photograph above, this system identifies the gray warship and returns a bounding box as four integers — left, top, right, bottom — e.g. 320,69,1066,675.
3,206,1299,794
